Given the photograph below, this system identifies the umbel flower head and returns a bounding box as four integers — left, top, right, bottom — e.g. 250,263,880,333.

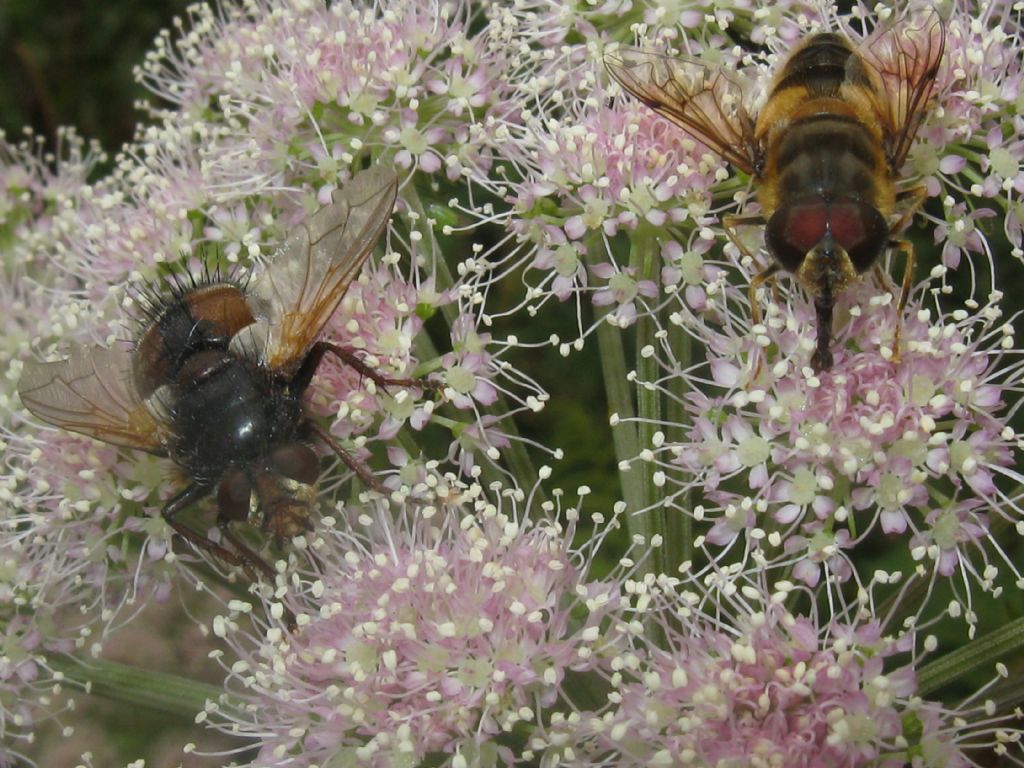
0,128,115,765
8,0,548,628
204,481,622,767
640,278,1024,607
6,0,548,689
535,565,1024,767
136,0,516,189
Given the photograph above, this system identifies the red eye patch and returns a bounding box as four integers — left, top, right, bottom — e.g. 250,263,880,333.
766,196,889,274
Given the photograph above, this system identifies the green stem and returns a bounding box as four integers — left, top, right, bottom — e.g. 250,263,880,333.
586,227,671,584
630,227,666,578
664,312,693,569
580,234,640,524
594,313,642,515
916,617,1024,697
46,655,234,721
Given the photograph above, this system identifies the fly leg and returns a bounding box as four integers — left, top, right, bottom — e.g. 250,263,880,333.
216,519,298,632
891,185,928,234
312,421,442,515
293,340,439,498
729,211,782,311
164,483,296,631
309,421,388,494
879,185,925,366
748,262,782,381
884,238,916,365
162,483,253,574
726,212,783,381
214,520,277,582
292,340,439,397
722,212,766,263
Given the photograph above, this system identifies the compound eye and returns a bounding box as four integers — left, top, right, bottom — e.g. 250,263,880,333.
830,201,889,274
765,202,828,273
270,444,320,486
217,469,252,522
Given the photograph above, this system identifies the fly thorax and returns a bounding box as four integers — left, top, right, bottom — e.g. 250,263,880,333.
169,351,273,475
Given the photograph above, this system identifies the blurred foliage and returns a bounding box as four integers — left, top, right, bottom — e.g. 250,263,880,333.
0,1,189,153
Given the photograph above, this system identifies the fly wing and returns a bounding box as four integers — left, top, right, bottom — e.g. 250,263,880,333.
863,10,946,169
243,166,399,374
18,344,169,454
604,47,759,175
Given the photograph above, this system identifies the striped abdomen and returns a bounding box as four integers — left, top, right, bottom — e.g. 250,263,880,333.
754,33,894,219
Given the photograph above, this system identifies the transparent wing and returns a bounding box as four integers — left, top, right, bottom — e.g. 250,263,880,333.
245,166,399,373
604,47,759,175
18,345,169,454
863,10,946,169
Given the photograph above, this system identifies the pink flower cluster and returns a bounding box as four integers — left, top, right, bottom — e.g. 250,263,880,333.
1,129,118,762
210,490,619,767
545,592,971,768
650,282,1024,599
137,0,514,188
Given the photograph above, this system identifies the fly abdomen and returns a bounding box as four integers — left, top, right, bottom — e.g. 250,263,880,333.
772,115,883,204
772,33,871,97
134,282,255,398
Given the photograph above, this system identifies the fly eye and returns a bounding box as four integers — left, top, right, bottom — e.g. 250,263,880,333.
765,205,827,274
270,444,320,486
833,202,889,274
217,469,251,522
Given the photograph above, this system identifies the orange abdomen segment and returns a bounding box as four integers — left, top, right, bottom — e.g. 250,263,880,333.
134,283,256,398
